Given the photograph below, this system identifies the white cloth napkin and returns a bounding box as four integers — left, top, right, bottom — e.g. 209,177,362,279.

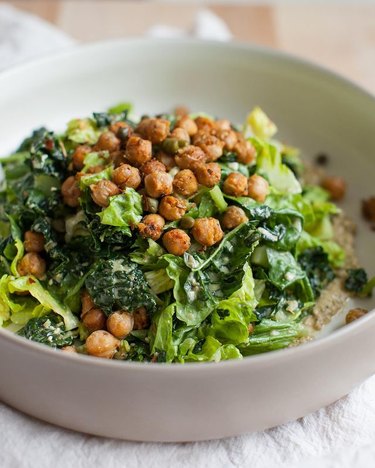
0,5,374,468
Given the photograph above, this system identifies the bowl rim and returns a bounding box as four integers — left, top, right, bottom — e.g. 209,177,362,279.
0,37,374,372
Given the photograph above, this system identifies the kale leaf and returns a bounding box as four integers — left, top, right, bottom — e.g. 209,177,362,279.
85,256,157,315
298,247,335,297
19,128,68,180
344,268,368,293
18,313,78,348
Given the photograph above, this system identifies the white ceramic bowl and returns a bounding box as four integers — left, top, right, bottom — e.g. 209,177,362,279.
0,39,374,442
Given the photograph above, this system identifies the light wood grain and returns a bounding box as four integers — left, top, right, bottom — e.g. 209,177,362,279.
3,0,375,93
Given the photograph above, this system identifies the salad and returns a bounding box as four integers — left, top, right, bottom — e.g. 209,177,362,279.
0,104,373,363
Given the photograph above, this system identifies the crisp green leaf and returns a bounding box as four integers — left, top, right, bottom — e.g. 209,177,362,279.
97,189,142,236
254,139,301,194
66,118,99,144
8,275,79,330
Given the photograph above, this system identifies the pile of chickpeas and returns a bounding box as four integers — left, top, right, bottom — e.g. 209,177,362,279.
18,109,272,358
61,110,269,257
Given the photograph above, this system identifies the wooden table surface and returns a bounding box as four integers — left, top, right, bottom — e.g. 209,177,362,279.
3,1,375,94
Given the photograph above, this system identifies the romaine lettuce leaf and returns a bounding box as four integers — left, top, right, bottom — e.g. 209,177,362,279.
209,262,258,345
254,139,302,194
82,151,110,173
66,118,99,145
0,274,49,327
183,336,242,362
151,303,175,363
7,275,78,330
239,319,306,356
97,189,142,236
245,106,278,140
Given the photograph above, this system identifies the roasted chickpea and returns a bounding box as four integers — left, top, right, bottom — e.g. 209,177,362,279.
133,307,150,330
112,164,141,190
140,159,167,177
175,145,206,170
195,116,215,132
61,176,81,208
90,179,121,207
193,131,224,162
126,135,152,167
144,172,173,198
72,145,91,170
223,173,248,197
155,151,176,171
193,162,221,188
110,150,129,168
87,165,105,174
82,308,107,332
174,105,189,118
215,129,238,151
173,169,198,197
176,116,198,136
61,345,77,353
221,206,248,230
247,174,270,203
234,137,256,165
138,214,165,241
362,197,375,222
24,230,45,253
215,119,232,131
162,229,191,256
81,290,95,316
86,330,120,359
136,118,170,144
191,217,224,247
171,127,190,143
321,176,346,201
107,311,134,339
18,253,46,279
95,131,120,153
109,121,131,137
159,196,187,221
346,308,368,324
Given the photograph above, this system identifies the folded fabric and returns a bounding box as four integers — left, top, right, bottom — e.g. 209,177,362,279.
0,4,74,71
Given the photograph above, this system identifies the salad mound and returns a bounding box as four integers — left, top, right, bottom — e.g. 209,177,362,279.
0,104,369,362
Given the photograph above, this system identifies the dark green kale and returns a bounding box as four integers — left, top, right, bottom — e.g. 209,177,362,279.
19,128,68,180
85,256,157,315
344,268,368,293
18,313,78,348
298,247,335,297
1,128,68,229
93,104,134,128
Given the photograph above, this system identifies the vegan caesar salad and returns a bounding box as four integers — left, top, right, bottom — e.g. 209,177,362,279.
0,104,373,362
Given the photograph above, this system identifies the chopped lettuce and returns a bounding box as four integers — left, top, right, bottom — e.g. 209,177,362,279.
7,275,78,330
254,139,302,195
245,106,278,140
239,319,306,356
82,151,110,173
79,167,112,189
97,189,142,236
210,263,258,345
66,118,99,145
182,336,242,362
